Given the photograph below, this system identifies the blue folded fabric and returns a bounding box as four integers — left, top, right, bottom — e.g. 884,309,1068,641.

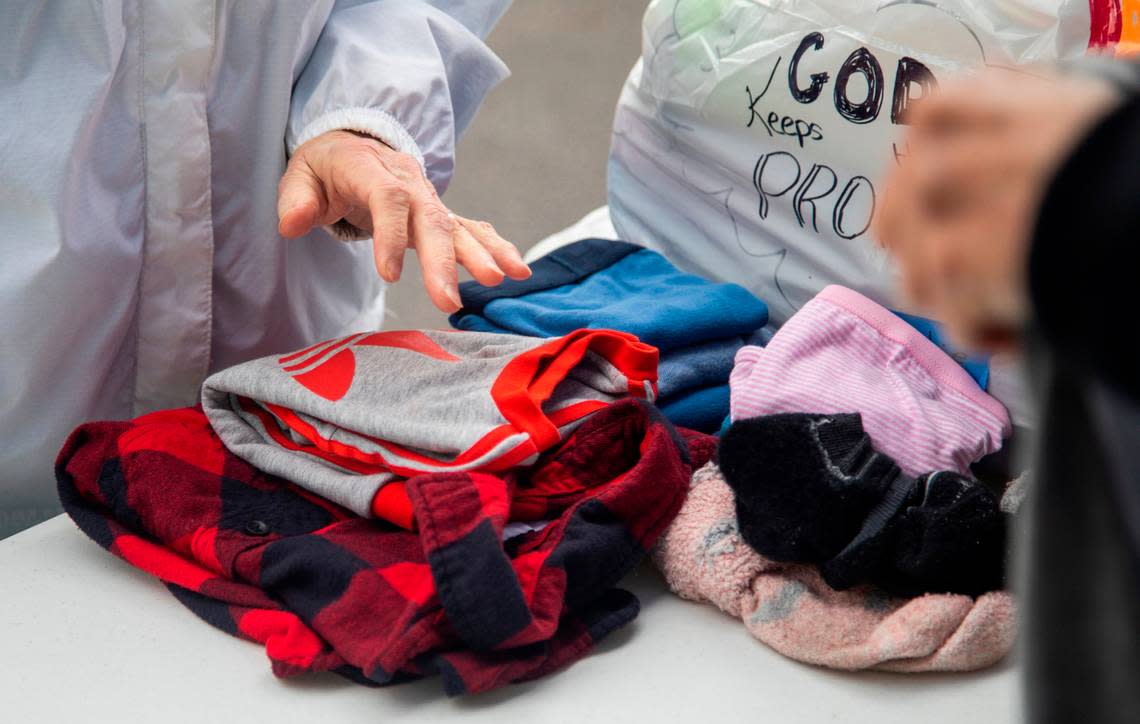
660,385,732,433
451,238,770,432
452,239,768,348
455,239,644,315
658,337,745,401
718,414,734,438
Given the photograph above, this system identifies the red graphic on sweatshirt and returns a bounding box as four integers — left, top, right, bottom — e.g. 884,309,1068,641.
291,348,357,402
279,331,460,402
356,331,461,362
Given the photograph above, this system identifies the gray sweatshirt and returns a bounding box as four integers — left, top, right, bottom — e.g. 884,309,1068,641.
202,329,658,519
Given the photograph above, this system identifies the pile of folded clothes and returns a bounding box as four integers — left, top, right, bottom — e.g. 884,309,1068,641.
449,238,771,433
655,285,1020,671
56,241,1025,695
654,462,1017,672
58,330,714,694
200,328,661,527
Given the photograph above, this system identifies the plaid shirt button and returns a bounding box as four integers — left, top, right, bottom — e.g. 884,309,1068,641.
244,520,271,536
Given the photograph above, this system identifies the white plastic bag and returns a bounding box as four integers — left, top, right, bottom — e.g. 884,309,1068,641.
608,0,1123,423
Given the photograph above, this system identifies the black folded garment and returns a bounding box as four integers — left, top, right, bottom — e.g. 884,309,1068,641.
719,413,1007,597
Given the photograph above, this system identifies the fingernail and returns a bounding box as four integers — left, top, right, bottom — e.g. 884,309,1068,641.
385,259,403,282
445,284,462,309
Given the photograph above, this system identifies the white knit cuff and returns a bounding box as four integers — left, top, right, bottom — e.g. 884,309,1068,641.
291,106,426,172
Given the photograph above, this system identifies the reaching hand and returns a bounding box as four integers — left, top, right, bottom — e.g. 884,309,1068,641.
277,130,531,313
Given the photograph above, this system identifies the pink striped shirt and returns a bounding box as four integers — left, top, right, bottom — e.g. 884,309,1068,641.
729,286,1011,476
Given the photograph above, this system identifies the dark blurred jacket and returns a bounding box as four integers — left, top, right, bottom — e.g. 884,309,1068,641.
1023,64,1140,724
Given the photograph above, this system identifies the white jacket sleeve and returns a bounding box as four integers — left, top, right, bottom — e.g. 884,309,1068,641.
287,0,511,194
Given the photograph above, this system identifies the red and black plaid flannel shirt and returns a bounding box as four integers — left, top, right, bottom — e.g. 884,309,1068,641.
56,399,713,695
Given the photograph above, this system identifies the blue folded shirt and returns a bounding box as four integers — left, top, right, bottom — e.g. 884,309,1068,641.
451,238,770,432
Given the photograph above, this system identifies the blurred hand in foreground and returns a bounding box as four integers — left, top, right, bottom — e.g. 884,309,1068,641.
875,72,1118,352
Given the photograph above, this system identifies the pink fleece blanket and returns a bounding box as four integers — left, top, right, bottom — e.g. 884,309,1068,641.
653,462,1016,672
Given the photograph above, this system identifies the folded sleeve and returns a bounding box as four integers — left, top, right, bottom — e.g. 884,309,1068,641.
287,0,512,193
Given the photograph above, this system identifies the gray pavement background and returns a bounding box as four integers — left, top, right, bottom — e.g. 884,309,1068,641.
383,1,647,330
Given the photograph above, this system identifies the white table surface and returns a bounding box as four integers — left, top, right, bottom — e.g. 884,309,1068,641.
0,515,1022,723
